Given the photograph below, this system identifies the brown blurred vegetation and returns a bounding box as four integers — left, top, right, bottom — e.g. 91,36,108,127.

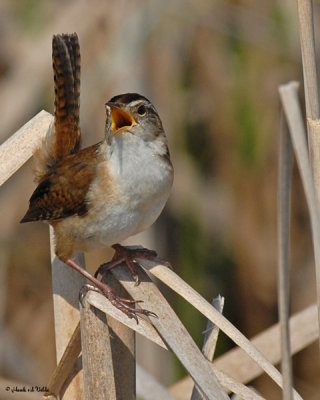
0,0,319,398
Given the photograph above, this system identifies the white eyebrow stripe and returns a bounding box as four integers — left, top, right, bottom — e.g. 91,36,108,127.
129,100,145,107
129,99,157,114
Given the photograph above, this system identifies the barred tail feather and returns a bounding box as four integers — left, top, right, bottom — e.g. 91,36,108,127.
34,33,81,181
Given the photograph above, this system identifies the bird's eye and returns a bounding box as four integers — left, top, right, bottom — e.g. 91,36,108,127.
137,105,146,116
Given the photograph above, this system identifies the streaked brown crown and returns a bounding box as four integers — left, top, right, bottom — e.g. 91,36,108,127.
108,93,150,105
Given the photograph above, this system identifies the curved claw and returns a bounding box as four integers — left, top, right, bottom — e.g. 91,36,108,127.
129,312,139,324
131,266,140,286
94,260,115,278
79,283,96,306
157,258,173,269
142,310,158,319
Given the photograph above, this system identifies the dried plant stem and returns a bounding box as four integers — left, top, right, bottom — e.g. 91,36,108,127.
80,298,117,400
296,1,320,353
277,115,294,400
0,110,52,187
201,296,225,364
107,267,265,400
50,231,86,400
296,0,319,120
279,81,320,344
101,273,136,400
138,259,302,399
111,264,229,400
191,296,225,400
308,119,320,206
170,303,317,399
45,289,317,399
0,111,85,399
46,323,81,396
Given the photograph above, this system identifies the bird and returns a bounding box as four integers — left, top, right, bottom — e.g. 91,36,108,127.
20,33,173,320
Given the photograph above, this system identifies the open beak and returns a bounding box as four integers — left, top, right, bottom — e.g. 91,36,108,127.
105,102,135,134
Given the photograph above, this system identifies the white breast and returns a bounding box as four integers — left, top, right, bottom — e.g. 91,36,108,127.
73,133,173,250
109,133,172,228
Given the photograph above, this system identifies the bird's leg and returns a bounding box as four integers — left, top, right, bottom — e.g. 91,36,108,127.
95,243,172,285
66,258,156,322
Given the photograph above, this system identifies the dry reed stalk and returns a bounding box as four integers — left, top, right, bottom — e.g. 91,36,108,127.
277,116,294,400
106,266,266,400
85,293,262,397
50,234,85,400
279,81,320,344
191,296,224,400
135,260,302,399
110,264,229,400
80,298,117,399
48,282,238,398
0,108,310,398
0,110,85,397
101,273,136,399
44,287,317,399
296,0,319,120
46,323,81,397
308,118,320,214
170,303,317,400
0,109,85,398
189,297,265,398
296,0,320,355
0,110,52,187
283,1,320,396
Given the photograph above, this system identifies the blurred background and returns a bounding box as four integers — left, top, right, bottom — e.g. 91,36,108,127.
0,0,319,398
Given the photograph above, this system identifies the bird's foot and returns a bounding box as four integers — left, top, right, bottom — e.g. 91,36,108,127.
95,243,172,285
79,283,157,323
66,258,156,322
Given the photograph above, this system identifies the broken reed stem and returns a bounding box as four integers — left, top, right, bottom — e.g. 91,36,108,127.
191,297,225,400
0,110,52,187
279,81,320,348
277,114,294,400
201,296,225,361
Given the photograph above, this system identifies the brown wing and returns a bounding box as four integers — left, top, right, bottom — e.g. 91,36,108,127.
21,144,99,223
52,33,81,164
